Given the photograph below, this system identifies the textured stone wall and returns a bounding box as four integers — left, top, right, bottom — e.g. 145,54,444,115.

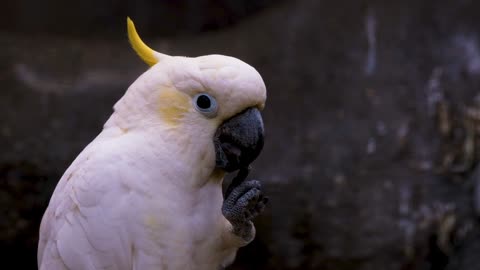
2,0,480,269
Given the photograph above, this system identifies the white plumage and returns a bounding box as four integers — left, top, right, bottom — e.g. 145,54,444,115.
38,20,266,270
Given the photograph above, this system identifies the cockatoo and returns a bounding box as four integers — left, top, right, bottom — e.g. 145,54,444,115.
38,18,268,270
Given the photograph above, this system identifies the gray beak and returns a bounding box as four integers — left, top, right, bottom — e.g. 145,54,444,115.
214,107,264,172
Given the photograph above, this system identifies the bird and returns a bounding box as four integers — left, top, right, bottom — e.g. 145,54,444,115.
37,17,268,270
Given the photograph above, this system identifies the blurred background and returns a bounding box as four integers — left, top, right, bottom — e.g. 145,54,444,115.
2,0,480,269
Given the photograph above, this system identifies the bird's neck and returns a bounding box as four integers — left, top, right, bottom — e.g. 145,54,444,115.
102,115,223,190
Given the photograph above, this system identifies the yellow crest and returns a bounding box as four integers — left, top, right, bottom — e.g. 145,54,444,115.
127,17,169,66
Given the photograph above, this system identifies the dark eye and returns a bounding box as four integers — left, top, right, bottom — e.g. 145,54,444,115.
196,95,211,109
193,93,218,118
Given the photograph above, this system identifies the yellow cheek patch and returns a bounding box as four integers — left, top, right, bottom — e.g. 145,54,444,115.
158,87,191,126
144,214,158,229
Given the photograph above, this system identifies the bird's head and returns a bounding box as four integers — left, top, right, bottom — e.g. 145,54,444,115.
117,18,266,173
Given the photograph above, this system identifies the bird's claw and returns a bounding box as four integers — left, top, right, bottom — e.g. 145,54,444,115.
222,179,268,241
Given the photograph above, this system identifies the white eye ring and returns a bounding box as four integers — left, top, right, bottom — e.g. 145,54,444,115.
193,93,218,118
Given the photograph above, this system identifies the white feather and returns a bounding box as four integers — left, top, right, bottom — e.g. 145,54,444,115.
38,54,266,270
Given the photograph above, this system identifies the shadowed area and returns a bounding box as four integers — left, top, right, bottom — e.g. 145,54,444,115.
2,0,480,269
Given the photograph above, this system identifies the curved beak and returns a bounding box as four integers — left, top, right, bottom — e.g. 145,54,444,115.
214,107,264,172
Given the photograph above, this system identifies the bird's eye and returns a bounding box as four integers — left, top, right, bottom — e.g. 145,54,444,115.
193,93,218,118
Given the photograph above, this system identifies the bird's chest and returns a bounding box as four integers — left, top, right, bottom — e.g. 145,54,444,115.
135,183,225,268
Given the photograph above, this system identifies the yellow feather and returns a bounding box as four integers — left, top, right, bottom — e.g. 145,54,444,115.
158,87,191,126
127,17,158,66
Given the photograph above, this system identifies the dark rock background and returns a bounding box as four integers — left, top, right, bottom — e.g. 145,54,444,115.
2,0,480,269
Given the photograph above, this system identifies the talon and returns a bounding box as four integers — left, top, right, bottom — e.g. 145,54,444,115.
222,178,268,241
261,196,269,205
244,210,252,219
225,167,251,198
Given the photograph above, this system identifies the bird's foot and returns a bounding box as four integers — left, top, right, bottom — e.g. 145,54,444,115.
222,179,268,242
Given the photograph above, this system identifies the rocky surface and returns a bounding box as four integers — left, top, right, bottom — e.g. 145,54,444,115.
2,0,480,269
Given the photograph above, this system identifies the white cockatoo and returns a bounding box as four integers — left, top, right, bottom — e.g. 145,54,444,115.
38,18,268,270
